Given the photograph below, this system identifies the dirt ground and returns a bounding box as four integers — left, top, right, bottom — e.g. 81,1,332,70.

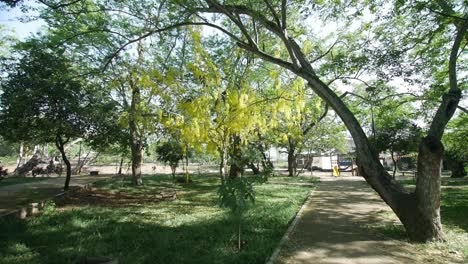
274,175,465,264
0,174,113,215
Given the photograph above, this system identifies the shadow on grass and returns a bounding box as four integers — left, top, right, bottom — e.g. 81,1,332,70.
375,178,468,241
397,177,468,233
0,176,51,188
0,174,312,264
441,187,468,232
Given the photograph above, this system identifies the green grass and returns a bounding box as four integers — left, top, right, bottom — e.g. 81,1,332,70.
0,174,313,264
375,176,468,262
0,176,50,188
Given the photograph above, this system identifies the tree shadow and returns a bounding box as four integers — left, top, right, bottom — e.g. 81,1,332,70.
277,179,421,264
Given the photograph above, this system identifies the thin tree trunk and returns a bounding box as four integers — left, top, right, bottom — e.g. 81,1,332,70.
238,221,241,251
248,162,260,175
390,150,397,179
219,149,224,179
171,165,176,180
56,135,71,191
118,157,124,175
129,77,143,186
229,135,243,178
184,147,190,183
77,141,82,175
16,143,24,169
287,137,297,177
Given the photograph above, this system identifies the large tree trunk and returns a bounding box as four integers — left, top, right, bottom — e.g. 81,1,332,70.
56,135,72,191
286,24,465,240
410,137,444,240
304,72,449,242
193,1,466,241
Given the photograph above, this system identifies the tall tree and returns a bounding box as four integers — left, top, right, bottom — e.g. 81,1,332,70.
18,0,466,241
0,39,109,190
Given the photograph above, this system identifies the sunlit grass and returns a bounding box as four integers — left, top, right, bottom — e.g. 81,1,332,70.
0,174,314,264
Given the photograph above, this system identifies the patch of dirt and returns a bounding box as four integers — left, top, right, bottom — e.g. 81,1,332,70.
54,187,177,208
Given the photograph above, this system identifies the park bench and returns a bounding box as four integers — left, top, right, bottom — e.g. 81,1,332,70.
90,171,99,176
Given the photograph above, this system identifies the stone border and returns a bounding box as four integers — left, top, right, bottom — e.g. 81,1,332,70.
265,188,315,264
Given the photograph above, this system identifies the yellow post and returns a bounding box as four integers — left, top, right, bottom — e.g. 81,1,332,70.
333,165,340,177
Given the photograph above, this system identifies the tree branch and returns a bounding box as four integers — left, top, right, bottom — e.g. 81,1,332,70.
427,16,468,139
281,0,286,30
303,103,329,135
263,0,281,28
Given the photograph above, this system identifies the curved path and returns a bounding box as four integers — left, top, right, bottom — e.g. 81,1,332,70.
274,176,420,264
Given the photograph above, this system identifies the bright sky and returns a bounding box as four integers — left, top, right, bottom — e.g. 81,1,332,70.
0,4,44,40
0,2,465,116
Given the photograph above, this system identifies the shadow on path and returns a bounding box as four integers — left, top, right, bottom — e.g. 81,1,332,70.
276,176,419,264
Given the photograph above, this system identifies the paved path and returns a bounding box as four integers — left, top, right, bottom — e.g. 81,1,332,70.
0,174,113,215
275,176,419,264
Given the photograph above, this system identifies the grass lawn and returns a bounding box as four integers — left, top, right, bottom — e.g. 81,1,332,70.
0,174,315,264
0,176,50,188
371,176,468,263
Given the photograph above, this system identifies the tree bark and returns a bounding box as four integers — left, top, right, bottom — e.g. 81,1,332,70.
287,137,297,177
129,77,143,186
184,148,190,183
170,165,176,180
218,149,225,181
130,140,143,185
77,141,82,174
229,135,243,178
15,143,24,169
390,150,397,179
118,157,124,175
56,135,71,191
407,137,445,241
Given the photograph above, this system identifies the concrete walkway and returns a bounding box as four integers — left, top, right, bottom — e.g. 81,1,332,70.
0,174,113,215
275,176,419,264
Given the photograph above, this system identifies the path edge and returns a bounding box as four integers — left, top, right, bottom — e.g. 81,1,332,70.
265,187,316,264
